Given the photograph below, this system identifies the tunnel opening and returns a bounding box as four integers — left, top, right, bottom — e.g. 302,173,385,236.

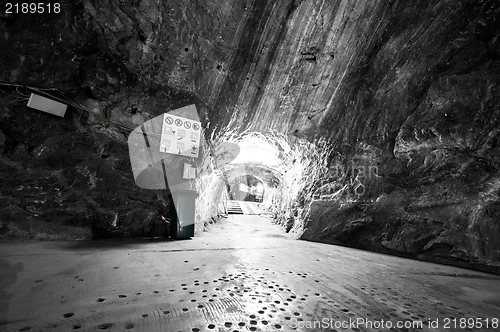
228,175,264,202
194,128,332,235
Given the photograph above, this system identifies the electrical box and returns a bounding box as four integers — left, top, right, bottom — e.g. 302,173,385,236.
27,93,67,117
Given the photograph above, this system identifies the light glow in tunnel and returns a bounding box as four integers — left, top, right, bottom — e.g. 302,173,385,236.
229,136,280,166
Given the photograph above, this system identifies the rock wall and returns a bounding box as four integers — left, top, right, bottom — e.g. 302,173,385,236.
293,0,500,272
0,107,171,239
0,0,201,238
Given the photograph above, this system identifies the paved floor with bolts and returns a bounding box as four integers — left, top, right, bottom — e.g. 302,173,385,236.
1,213,500,332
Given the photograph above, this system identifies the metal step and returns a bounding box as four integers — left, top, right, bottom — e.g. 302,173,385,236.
226,201,243,214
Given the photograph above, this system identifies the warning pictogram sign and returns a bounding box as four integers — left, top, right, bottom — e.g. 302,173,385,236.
160,113,201,158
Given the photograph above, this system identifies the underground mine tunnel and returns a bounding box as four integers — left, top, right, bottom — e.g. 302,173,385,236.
1,0,500,331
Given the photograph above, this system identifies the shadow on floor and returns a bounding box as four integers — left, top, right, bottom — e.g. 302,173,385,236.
54,236,193,251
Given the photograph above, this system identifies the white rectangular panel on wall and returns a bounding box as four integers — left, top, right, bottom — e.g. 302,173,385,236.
160,113,201,157
27,93,67,117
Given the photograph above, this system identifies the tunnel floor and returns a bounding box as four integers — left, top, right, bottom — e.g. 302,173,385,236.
1,213,499,332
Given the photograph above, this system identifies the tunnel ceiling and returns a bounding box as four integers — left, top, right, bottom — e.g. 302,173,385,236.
0,0,497,145
1,0,500,271
0,0,494,138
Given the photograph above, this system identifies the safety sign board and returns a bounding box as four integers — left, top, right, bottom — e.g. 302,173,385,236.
160,113,201,158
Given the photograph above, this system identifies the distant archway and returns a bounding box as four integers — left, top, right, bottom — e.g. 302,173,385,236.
228,174,265,202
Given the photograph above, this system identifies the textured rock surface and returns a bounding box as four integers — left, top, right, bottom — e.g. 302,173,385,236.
0,107,170,239
1,0,499,271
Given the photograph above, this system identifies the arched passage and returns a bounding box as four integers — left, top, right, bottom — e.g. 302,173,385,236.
227,174,264,202
195,130,331,234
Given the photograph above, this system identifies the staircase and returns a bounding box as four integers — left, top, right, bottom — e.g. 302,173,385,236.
226,200,243,214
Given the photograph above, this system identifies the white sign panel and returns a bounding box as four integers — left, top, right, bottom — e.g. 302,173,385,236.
183,163,196,179
27,93,67,117
160,113,201,157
